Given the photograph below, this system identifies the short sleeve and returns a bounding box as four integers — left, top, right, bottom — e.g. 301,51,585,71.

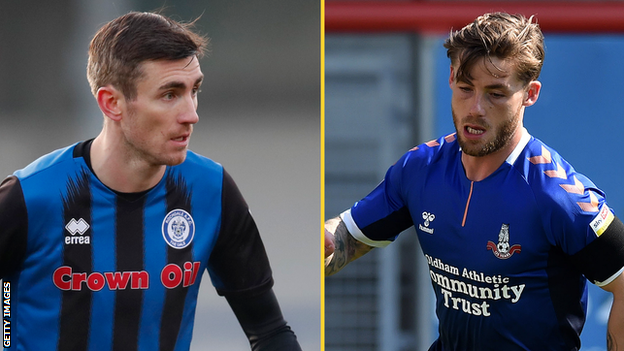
0,176,28,278
570,207,624,286
532,159,624,286
207,170,273,297
348,151,415,246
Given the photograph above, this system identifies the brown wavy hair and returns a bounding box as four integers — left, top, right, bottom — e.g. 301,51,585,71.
444,12,545,86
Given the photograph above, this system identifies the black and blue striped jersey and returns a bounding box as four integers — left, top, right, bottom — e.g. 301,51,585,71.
342,131,624,350
0,140,277,350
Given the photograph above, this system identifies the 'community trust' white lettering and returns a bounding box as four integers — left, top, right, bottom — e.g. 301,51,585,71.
425,254,526,317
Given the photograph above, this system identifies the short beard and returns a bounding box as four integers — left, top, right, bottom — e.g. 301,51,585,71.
452,104,522,157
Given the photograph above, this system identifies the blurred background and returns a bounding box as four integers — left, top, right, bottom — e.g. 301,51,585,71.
325,1,624,351
0,0,320,350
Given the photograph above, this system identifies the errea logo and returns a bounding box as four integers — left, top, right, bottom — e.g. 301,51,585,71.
65,218,91,245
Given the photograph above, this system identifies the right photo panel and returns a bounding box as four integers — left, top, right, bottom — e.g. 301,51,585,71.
324,2,624,351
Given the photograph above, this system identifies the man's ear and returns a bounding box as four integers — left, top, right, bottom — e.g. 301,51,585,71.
523,81,542,107
96,86,124,121
449,65,455,87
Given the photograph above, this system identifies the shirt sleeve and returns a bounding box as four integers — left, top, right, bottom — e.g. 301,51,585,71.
346,151,415,247
0,176,28,279
535,163,624,286
207,169,273,296
570,207,624,286
225,288,301,351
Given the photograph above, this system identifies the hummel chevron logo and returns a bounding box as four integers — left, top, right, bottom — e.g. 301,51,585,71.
528,146,599,212
560,176,584,195
410,133,456,152
426,140,440,147
444,133,456,143
577,191,600,213
544,163,567,179
414,134,456,151
528,146,552,165
66,218,90,235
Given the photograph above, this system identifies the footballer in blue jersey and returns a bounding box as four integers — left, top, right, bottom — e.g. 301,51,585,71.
325,13,624,350
0,11,301,351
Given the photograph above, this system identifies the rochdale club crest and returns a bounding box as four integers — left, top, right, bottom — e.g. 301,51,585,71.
162,209,195,249
486,223,521,259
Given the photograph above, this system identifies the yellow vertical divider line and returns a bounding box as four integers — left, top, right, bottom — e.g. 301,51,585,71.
320,0,326,350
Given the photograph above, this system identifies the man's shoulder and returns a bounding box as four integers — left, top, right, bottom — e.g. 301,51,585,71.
401,133,460,169
520,137,583,185
519,137,601,209
180,150,223,172
170,150,224,185
13,142,81,181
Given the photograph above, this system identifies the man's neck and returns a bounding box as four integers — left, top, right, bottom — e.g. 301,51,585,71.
461,128,527,182
90,132,166,193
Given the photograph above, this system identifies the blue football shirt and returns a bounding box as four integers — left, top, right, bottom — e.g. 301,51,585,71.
0,140,273,351
342,130,624,350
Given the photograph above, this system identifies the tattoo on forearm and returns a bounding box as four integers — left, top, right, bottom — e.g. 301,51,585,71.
325,219,373,276
325,221,348,276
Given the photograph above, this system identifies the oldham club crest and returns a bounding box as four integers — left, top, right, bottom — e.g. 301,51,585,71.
486,223,521,259
162,209,195,249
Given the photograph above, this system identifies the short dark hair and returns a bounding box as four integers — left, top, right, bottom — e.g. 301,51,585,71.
444,12,544,85
87,11,208,100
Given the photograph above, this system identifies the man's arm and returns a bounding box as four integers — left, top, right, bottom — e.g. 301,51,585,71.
324,216,374,276
602,273,624,351
0,176,28,278
225,288,301,351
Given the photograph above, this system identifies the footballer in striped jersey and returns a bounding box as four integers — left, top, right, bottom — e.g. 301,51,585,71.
0,11,301,351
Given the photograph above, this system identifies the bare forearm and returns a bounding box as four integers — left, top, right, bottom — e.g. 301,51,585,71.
607,297,624,351
602,274,624,351
324,217,373,276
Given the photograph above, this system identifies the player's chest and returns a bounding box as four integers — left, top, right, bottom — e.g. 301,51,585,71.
46,197,218,292
28,185,221,285
407,175,549,275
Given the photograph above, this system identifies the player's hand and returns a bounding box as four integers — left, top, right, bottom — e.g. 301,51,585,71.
325,228,335,258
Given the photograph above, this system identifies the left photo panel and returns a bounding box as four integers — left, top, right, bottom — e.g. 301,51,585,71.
0,1,320,350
